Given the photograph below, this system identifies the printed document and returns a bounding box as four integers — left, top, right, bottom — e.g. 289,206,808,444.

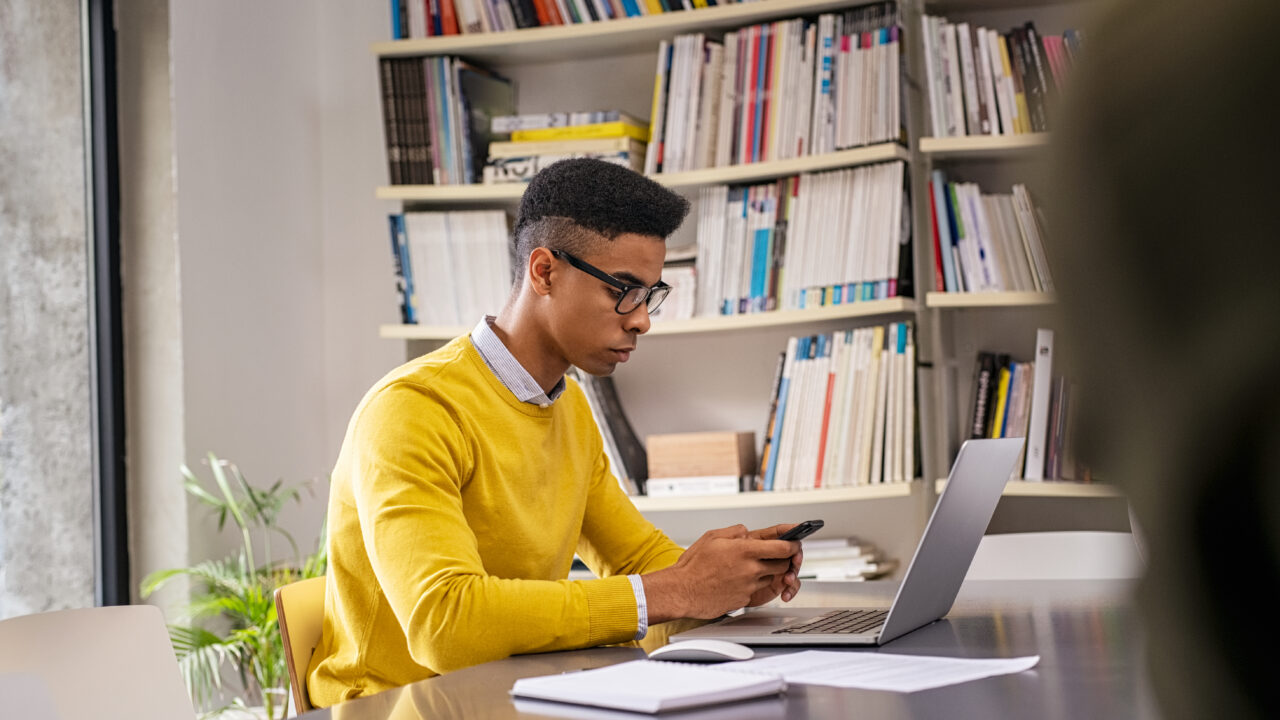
731,650,1039,693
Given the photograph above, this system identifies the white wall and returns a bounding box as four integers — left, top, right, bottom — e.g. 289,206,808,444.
170,0,332,560
316,3,407,470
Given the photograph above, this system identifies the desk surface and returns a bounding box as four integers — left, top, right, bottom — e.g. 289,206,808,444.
304,579,1158,720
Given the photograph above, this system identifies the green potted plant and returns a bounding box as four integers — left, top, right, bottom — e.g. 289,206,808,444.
143,452,327,720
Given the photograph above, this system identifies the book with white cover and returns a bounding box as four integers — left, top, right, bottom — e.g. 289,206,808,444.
1023,328,1055,480
646,475,740,497
511,659,784,714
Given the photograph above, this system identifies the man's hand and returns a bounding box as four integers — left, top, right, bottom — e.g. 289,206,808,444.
745,523,804,607
642,523,804,623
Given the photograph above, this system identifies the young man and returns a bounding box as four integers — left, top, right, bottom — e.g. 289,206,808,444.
308,159,804,706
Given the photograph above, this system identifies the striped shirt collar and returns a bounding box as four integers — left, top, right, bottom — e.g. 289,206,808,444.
469,315,565,407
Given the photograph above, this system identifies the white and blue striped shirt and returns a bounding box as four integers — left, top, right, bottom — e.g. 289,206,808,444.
469,316,650,640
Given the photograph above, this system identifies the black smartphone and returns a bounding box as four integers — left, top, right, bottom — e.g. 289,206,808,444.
778,519,824,542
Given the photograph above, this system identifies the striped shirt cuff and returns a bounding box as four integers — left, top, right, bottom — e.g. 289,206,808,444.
628,574,649,640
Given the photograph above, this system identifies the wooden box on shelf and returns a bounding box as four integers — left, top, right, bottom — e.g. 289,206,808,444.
647,431,755,480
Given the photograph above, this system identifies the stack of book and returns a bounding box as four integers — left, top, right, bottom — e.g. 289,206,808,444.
761,322,916,492
570,368,648,496
377,56,514,185
797,536,896,581
482,111,648,184
968,328,1088,482
921,16,1083,137
695,160,910,317
646,3,903,174
389,0,765,39
927,172,1052,294
387,210,513,325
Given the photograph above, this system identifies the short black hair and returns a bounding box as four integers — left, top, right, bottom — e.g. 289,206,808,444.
513,158,690,262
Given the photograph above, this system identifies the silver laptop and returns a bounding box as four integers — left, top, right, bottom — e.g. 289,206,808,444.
672,438,1024,646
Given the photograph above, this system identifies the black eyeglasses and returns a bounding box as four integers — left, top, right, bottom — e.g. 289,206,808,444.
550,249,671,315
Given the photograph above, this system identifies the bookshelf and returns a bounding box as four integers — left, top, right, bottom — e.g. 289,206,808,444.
377,143,910,203
925,291,1054,308
911,0,1125,540
369,0,1117,573
918,132,1049,158
372,0,864,63
380,297,916,340
634,481,915,512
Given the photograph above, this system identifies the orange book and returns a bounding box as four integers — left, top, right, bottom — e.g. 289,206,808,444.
440,0,460,34
812,335,839,488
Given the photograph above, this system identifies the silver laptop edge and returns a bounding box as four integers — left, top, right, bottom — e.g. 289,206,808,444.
671,438,1025,646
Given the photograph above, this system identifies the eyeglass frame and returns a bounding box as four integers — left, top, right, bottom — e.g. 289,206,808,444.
549,249,672,315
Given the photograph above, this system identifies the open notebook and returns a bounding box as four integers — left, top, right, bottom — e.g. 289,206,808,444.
510,659,785,713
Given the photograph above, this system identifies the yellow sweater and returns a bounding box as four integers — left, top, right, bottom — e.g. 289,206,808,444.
308,336,684,706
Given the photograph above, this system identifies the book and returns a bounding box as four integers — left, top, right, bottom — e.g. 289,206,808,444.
487,136,645,159
646,475,741,497
482,151,643,183
511,119,650,143
969,351,998,438
454,60,516,184
1023,328,1054,480
585,373,648,490
510,659,785,713
387,214,416,324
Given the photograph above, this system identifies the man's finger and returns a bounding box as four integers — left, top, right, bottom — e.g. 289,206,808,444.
747,523,796,541
741,538,800,560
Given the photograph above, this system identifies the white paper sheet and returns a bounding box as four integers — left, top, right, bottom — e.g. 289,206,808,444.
730,650,1040,693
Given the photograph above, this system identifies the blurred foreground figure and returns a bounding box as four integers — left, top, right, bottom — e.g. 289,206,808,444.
1049,1,1280,718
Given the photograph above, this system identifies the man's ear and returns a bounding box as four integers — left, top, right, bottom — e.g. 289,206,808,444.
528,246,555,297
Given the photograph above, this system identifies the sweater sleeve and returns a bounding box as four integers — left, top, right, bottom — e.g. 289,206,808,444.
575,439,686,579
348,382,640,675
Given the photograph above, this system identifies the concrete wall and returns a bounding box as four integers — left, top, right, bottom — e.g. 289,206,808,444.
0,0,96,617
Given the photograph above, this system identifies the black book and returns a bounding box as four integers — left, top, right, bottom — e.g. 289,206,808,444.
455,60,515,185
895,170,914,298
509,0,538,28
1023,22,1054,120
378,58,403,185
579,373,648,491
402,58,427,185
969,352,998,439
1011,28,1047,133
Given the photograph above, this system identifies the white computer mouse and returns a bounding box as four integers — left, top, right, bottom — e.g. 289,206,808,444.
647,639,755,663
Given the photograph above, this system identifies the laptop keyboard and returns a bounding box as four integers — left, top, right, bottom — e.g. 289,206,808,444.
772,609,888,635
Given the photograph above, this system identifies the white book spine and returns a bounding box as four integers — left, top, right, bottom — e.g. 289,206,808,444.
646,475,740,497
1023,328,1055,480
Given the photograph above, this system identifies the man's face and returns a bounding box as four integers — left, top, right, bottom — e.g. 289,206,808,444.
547,232,666,376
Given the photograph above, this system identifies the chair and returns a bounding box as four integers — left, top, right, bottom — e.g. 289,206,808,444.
0,604,195,720
965,531,1145,580
276,575,327,715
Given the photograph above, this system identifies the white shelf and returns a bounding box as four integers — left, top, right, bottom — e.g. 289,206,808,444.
371,0,862,64
380,298,916,341
936,479,1124,499
376,144,909,205
632,481,916,512
918,133,1049,159
925,291,1055,308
